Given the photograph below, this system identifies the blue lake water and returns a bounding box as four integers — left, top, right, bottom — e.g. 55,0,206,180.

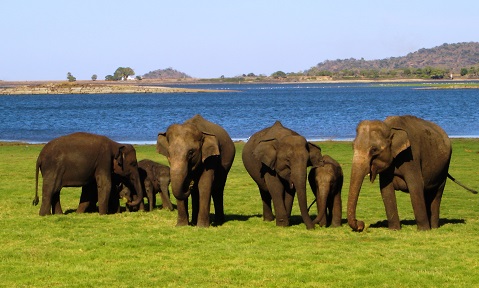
1,82,479,144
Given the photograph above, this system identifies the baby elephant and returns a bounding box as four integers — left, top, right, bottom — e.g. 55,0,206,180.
120,159,173,211
308,155,343,227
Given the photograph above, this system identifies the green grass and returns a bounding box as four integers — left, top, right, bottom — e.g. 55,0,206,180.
1,140,479,287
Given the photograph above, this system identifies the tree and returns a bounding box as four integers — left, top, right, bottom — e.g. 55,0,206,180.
67,72,76,82
271,71,286,78
460,68,468,76
105,75,115,81
113,67,135,81
91,74,97,81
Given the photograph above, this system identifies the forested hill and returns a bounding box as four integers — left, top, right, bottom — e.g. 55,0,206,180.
309,42,479,72
142,67,191,79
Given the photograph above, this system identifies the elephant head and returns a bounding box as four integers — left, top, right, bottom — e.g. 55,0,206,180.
157,123,220,200
112,144,144,207
347,120,410,231
254,135,323,229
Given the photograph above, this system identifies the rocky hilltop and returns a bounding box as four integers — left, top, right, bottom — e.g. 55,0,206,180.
309,42,479,72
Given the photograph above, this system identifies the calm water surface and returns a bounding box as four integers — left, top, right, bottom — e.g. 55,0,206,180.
1,83,478,143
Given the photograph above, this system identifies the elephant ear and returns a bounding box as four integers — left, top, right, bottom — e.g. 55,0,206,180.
253,139,278,170
202,133,220,162
156,132,169,157
390,128,410,158
113,146,125,174
307,142,323,167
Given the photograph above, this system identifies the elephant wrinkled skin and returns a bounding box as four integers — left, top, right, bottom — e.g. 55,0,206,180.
242,121,323,229
157,114,235,227
33,132,143,215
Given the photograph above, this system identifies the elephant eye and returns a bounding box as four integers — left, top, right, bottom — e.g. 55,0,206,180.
187,149,195,158
370,146,380,156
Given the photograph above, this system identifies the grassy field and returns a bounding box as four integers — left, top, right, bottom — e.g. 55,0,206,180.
1,140,479,287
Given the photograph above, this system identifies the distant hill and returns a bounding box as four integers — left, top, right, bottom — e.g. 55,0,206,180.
142,67,191,79
308,42,479,72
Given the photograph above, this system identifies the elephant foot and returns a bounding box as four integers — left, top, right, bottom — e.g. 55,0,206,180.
275,218,289,227
263,215,274,222
176,218,189,226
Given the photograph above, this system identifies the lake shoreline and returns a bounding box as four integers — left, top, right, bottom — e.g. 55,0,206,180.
1,78,479,95
0,82,227,95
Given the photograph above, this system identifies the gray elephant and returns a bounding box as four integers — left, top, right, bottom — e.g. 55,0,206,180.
157,114,235,227
33,132,143,215
242,121,323,230
347,115,477,232
308,155,343,227
119,159,173,212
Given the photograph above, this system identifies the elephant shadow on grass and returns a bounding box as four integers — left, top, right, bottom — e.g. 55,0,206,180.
221,213,263,225
289,216,466,228
369,218,466,229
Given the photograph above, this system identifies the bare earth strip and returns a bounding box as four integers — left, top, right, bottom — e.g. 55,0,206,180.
0,82,225,95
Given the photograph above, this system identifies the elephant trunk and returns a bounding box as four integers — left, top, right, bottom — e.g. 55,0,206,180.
170,162,191,201
314,182,329,226
347,155,368,232
127,170,144,207
294,170,315,230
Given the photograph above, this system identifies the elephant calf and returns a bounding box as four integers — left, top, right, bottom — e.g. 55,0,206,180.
119,159,174,212
308,155,343,227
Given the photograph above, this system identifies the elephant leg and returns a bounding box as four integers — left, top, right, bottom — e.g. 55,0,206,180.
197,169,214,227
331,191,342,227
78,182,97,213
39,176,62,216
96,174,112,215
145,181,154,211
211,170,227,225
284,190,295,217
175,198,189,226
160,182,174,211
259,188,274,221
51,192,63,214
428,180,446,229
190,187,199,225
406,178,429,230
379,177,401,230
265,174,288,227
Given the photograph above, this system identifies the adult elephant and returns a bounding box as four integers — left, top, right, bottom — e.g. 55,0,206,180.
33,132,143,215
242,121,323,230
347,115,476,232
156,114,235,227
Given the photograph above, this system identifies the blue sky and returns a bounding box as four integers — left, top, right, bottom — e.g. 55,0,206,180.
1,1,478,81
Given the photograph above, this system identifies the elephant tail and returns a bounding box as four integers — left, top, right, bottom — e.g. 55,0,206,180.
32,158,40,206
448,173,478,194
307,198,317,212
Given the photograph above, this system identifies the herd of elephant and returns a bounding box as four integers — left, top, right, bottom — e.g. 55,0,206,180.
32,114,477,231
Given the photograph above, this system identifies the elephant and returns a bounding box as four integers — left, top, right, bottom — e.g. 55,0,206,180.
347,115,477,232
118,159,174,212
77,174,128,214
242,121,323,230
33,132,143,215
308,154,343,227
157,114,235,227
